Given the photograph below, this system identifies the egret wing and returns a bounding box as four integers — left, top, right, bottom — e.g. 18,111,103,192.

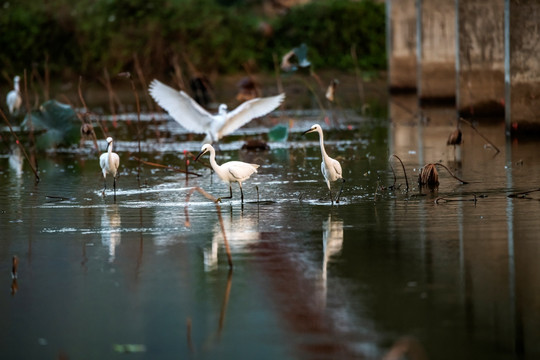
217,93,285,138
149,79,215,133
332,158,342,178
227,162,259,181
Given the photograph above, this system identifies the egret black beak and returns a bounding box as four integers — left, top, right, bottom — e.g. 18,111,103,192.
302,128,314,136
195,149,207,162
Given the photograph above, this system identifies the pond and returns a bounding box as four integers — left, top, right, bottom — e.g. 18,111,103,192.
1,93,540,359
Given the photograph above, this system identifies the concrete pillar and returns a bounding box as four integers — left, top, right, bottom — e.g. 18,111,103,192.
417,0,456,102
507,0,540,135
387,0,417,91
457,0,505,117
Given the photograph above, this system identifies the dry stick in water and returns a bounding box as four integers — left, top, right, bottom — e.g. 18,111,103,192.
508,187,540,199
131,155,201,177
101,68,117,130
435,194,478,204
459,117,500,154
23,69,39,180
432,162,469,184
77,77,100,152
217,269,233,339
186,318,194,353
118,72,142,180
389,154,409,191
350,44,365,107
184,187,233,269
0,108,40,182
133,54,161,143
59,94,99,151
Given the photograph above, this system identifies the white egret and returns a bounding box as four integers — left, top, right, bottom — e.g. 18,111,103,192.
6,75,22,115
195,143,259,203
99,137,120,196
149,79,285,144
302,124,345,204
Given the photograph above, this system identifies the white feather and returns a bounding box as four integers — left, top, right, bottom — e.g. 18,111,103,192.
149,79,285,143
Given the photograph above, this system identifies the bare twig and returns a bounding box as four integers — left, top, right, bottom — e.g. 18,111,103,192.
23,69,39,182
435,194,477,204
459,117,500,154
508,188,540,199
389,154,409,191
433,162,468,184
131,155,201,176
118,71,142,180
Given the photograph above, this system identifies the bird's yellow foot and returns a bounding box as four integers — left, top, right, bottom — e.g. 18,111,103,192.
216,197,222,203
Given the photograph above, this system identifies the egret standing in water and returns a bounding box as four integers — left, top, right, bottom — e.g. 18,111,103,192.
195,144,259,203
149,79,285,144
6,75,22,115
303,124,345,204
100,137,120,196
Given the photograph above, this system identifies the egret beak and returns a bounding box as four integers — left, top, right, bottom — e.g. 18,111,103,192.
302,128,315,136
195,149,207,162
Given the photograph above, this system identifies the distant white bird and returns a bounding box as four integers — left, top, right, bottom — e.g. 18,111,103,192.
6,75,22,115
195,143,259,203
303,124,345,204
149,79,285,144
99,137,120,196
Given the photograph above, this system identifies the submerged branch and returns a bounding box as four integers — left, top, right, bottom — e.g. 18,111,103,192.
459,117,500,154
131,155,201,176
435,194,478,204
508,188,540,199
389,154,409,191
433,162,468,184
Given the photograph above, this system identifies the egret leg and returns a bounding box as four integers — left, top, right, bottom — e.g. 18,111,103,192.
335,178,345,203
217,186,233,203
326,180,333,204
102,177,107,196
113,177,117,198
239,183,244,203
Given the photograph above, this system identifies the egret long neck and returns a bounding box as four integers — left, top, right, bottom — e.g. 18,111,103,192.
317,129,329,159
108,142,113,163
208,148,221,173
14,81,20,92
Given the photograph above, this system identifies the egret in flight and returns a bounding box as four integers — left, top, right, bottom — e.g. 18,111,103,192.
303,124,345,204
149,79,285,144
99,137,120,196
195,144,259,203
6,75,22,115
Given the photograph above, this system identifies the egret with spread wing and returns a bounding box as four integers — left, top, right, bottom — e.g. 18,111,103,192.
149,79,285,143
195,144,259,203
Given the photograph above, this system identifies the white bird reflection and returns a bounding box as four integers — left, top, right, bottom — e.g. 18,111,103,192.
321,213,344,305
101,204,122,262
204,211,260,271
8,145,23,178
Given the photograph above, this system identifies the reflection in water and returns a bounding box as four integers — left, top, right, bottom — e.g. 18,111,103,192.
101,204,122,262
204,209,259,271
321,213,344,306
8,145,23,177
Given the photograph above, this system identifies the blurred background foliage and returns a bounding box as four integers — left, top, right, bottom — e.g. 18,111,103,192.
0,0,385,82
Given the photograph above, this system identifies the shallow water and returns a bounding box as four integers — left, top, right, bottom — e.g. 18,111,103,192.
1,95,540,359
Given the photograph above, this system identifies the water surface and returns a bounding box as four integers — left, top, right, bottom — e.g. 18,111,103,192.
1,96,539,359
